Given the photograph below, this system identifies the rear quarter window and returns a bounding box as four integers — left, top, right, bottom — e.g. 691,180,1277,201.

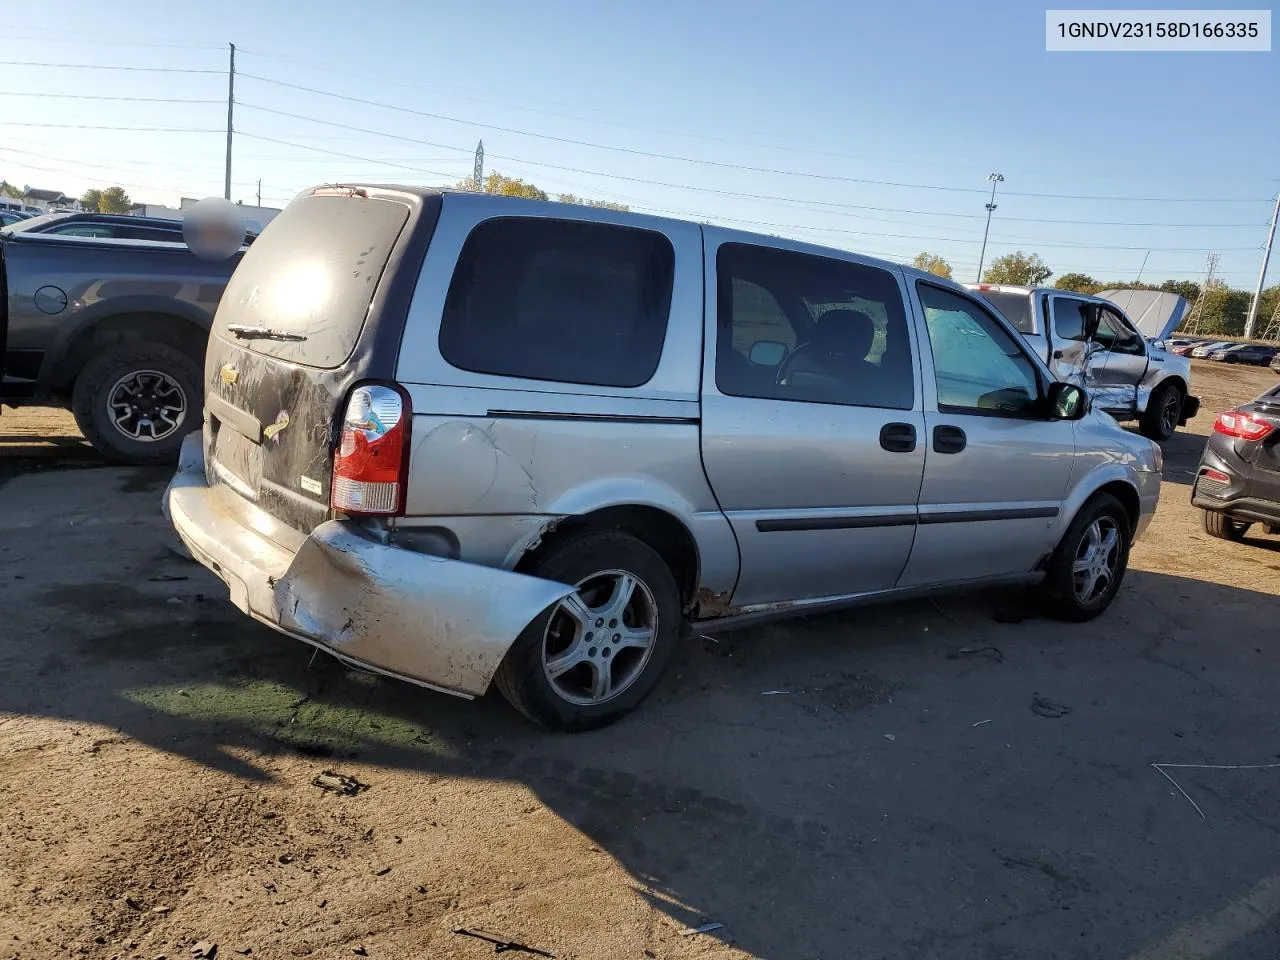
439,217,675,388
212,195,410,368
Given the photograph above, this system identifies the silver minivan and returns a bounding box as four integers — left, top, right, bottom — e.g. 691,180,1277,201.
166,187,1162,730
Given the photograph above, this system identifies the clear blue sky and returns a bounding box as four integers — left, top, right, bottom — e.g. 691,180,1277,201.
2,0,1276,289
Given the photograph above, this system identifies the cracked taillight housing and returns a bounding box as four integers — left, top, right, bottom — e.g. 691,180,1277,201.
331,384,411,516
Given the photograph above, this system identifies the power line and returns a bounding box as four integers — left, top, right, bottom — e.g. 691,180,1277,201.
236,75,1268,203
233,48,1271,189
0,92,221,104
235,131,465,180
0,122,221,132
228,114,1267,252
0,60,223,73
1,32,224,50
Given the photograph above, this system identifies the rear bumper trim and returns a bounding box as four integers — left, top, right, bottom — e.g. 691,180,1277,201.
165,431,575,697
1193,492,1280,526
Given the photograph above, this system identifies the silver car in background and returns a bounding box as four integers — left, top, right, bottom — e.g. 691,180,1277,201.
167,188,1162,730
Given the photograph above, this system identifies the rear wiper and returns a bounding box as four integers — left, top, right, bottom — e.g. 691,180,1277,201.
227,324,307,342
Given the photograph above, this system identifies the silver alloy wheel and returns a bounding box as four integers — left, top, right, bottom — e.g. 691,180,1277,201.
541,569,659,706
1072,516,1121,604
105,369,187,442
1158,389,1181,435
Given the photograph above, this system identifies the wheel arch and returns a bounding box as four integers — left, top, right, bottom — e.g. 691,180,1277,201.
1058,468,1144,541
514,503,702,613
49,311,209,393
1137,372,1186,414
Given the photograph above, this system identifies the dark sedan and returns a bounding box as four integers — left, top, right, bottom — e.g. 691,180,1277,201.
1192,386,1280,542
1,211,257,244
1207,343,1278,365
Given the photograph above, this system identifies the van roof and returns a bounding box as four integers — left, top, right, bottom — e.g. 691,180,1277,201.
300,183,966,290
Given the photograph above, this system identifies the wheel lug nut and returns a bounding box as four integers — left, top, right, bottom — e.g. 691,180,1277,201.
613,634,620,641
595,618,603,627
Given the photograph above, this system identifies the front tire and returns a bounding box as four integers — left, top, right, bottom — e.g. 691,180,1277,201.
1202,509,1250,541
1139,382,1183,441
494,531,683,732
1038,493,1132,622
71,341,201,465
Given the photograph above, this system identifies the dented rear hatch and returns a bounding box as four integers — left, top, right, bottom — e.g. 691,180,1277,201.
202,186,441,545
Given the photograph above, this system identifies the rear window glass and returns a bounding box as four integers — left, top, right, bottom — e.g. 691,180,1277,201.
213,195,409,368
439,217,675,388
980,291,1034,333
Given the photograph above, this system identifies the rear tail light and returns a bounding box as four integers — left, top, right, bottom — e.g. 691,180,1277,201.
1213,408,1276,442
331,384,411,516
1201,468,1231,484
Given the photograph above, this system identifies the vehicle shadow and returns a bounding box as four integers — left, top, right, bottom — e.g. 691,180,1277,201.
1150,427,1207,487
6,546,1280,957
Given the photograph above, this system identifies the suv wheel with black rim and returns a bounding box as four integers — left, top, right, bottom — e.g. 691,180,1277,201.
1139,382,1183,441
494,530,682,732
1038,492,1132,622
71,341,201,465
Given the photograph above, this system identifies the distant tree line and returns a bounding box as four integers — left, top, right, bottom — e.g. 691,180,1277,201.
912,249,1277,338
456,172,628,211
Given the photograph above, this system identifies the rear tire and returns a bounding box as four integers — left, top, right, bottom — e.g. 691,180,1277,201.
1139,382,1183,441
1038,493,1132,623
494,531,683,732
71,341,201,465
1202,509,1250,541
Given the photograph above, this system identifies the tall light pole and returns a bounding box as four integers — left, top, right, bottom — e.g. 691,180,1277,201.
223,43,235,201
976,172,1004,282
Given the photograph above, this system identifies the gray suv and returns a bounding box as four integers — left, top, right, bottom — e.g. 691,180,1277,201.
166,187,1162,730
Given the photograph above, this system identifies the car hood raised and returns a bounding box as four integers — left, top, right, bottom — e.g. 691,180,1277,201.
1096,289,1189,341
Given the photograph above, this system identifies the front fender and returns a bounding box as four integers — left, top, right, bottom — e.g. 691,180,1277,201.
1057,462,1160,543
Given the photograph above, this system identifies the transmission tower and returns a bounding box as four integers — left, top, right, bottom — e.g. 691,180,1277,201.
1260,296,1280,342
473,140,484,192
1182,252,1219,335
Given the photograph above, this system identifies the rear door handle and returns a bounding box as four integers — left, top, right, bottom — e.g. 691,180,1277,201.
879,422,917,453
933,425,967,454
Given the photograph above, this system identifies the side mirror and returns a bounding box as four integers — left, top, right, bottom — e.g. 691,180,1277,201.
1047,381,1089,421
749,340,787,366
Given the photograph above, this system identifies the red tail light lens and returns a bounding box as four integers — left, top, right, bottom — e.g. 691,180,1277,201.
331,384,411,516
1213,409,1275,442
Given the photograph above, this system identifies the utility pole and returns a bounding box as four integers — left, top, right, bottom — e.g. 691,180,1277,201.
975,172,1004,282
256,178,261,207
224,42,235,201
1243,192,1279,339
473,140,484,192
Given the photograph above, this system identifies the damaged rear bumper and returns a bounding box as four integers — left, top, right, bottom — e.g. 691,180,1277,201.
164,432,574,698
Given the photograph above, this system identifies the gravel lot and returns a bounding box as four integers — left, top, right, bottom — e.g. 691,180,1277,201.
2,360,1279,960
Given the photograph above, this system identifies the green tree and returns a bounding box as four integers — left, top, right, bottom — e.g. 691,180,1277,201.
0,180,22,199
1159,279,1201,303
983,251,1053,286
98,186,131,214
1191,279,1249,336
453,172,548,200
911,251,953,279
80,188,103,213
1054,272,1100,294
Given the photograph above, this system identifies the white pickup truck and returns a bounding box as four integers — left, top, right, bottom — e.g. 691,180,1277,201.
966,284,1200,440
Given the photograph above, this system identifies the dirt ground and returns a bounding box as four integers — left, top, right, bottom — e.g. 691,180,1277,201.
2,360,1279,960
